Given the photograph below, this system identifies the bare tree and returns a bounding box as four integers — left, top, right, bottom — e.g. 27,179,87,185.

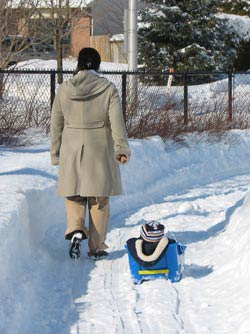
0,0,44,99
0,0,45,69
1,1,90,80
36,0,90,83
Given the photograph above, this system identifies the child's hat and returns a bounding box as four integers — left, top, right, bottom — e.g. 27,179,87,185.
140,220,165,242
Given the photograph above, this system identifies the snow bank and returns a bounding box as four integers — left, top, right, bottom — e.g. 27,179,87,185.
112,131,250,217
0,188,77,334
206,190,250,333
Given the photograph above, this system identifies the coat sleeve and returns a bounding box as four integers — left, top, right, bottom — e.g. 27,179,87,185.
108,85,131,164
50,88,64,166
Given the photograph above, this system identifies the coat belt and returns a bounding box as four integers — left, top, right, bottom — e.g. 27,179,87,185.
65,120,105,129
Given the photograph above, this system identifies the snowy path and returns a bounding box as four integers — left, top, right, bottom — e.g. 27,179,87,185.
69,174,250,334
2,174,249,334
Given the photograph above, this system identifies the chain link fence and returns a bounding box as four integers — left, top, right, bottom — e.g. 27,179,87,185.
0,69,250,145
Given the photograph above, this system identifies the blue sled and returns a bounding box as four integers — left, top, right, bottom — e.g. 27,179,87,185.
126,242,186,284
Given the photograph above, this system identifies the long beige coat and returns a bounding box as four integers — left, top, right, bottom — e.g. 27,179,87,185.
50,70,130,197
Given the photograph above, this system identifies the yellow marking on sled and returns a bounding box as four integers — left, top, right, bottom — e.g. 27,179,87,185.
138,269,169,275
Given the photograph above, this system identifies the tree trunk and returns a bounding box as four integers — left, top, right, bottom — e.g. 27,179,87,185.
0,71,4,100
56,29,63,84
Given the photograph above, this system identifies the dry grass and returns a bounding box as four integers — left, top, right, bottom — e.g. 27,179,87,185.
0,81,50,146
125,89,250,141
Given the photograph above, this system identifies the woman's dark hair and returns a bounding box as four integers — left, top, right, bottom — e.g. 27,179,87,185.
75,47,101,73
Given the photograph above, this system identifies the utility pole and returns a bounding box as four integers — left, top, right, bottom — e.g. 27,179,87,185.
128,0,138,115
56,0,63,84
124,9,128,56
128,0,138,71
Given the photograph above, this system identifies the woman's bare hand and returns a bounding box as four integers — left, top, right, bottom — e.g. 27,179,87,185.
117,154,128,164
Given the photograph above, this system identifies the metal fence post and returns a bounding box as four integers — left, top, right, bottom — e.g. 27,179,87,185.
50,71,56,110
122,73,127,124
228,72,233,122
0,69,4,100
184,74,188,125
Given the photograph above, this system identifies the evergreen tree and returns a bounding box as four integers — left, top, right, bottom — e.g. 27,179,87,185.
138,0,239,71
219,0,250,16
219,1,250,70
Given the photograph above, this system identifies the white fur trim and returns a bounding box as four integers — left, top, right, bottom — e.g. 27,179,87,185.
135,237,169,262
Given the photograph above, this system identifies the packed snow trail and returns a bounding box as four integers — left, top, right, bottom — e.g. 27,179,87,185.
1,131,250,333
70,174,250,334
2,175,249,334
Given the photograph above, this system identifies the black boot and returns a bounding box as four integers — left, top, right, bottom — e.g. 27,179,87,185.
69,233,82,260
88,250,109,261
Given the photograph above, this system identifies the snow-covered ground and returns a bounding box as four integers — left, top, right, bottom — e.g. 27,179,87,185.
14,57,128,72
1,130,250,334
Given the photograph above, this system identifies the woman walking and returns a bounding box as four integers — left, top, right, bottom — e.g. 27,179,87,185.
50,47,130,260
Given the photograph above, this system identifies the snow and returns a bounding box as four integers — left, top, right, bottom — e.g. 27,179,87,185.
217,13,250,41
110,34,124,42
14,57,128,72
179,43,207,54
1,129,250,333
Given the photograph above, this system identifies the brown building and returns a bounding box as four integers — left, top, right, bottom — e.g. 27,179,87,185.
1,5,127,64
1,6,92,58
